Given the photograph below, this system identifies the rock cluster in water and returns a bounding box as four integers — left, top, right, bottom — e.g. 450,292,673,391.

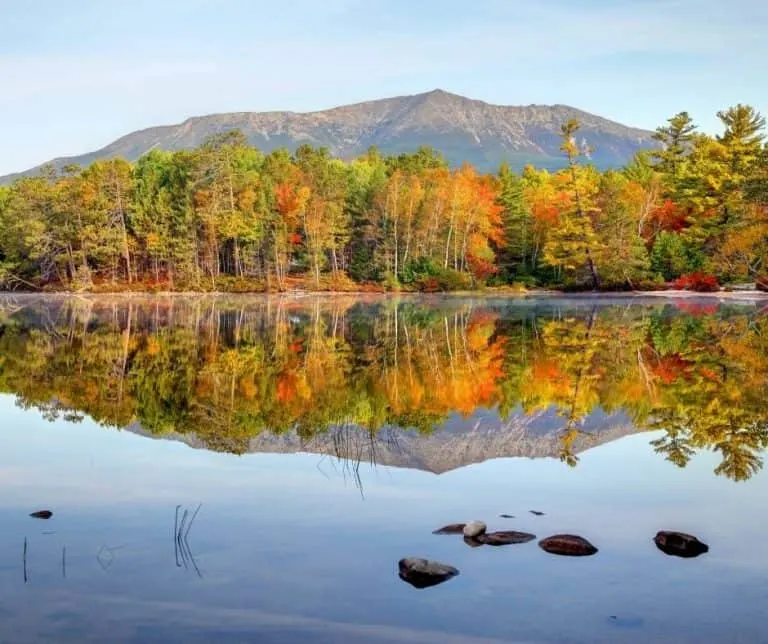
434,518,602,554
439,521,537,547
405,517,710,589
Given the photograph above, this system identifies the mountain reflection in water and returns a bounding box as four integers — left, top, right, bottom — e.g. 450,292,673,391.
0,294,766,481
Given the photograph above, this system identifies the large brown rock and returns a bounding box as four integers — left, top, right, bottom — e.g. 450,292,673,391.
538,534,598,557
654,531,709,558
478,531,537,546
398,558,459,589
432,523,466,535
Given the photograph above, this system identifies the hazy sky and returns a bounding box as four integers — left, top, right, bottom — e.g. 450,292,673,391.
1,0,766,175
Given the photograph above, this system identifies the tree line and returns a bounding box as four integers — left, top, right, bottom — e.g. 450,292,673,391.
0,104,766,292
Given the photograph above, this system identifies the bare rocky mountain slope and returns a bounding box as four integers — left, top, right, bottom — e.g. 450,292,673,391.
2,89,655,183
128,407,639,475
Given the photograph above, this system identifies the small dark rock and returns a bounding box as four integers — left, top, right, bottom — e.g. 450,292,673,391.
432,523,466,535
529,510,546,516
463,536,484,548
398,558,459,589
30,510,53,520
654,531,709,558
499,514,515,519
607,615,645,629
539,534,598,556
478,531,536,546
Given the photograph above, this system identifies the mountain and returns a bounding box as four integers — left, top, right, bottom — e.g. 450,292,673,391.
1,90,656,183
128,407,640,476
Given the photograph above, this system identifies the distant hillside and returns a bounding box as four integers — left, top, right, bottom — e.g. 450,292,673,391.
1,90,656,183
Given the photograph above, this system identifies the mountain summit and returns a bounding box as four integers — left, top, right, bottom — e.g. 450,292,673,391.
2,90,655,182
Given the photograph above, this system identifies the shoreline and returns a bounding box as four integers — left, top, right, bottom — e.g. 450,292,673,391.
0,289,766,301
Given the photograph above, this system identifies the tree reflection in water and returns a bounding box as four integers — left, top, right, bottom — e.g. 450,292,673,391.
0,295,766,481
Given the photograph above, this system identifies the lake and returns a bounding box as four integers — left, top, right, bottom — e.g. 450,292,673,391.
0,294,766,643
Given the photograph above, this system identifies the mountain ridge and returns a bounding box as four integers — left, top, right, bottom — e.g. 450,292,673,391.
126,407,640,476
1,89,656,183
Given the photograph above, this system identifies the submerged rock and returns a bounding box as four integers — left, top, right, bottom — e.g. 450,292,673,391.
29,510,53,520
478,531,536,546
538,534,598,556
398,558,459,589
654,531,709,558
463,521,487,538
432,523,466,535
529,510,546,516
499,514,515,519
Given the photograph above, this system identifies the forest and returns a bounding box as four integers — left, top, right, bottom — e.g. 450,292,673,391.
0,106,766,292
0,297,766,481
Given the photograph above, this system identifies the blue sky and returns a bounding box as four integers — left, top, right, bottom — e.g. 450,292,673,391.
1,0,766,175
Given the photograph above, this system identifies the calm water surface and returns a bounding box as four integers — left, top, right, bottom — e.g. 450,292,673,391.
0,294,766,643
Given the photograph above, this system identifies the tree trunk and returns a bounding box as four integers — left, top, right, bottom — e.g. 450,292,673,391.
114,169,132,284
569,164,600,290
586,251,601,290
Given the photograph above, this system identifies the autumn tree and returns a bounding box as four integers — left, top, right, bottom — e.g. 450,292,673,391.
652,111,697,181
544,119,601,288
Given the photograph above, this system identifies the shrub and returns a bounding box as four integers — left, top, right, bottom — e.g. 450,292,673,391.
213,276,265,293
382,273,401,292
507,282,529,293
673,272,719,293
420,276,441,293
415,267,472,292
513,274,539,289
401,257,439,284
633,274,669,292
650,232,704,281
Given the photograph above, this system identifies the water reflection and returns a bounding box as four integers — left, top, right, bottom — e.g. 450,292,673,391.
0,294,766,481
